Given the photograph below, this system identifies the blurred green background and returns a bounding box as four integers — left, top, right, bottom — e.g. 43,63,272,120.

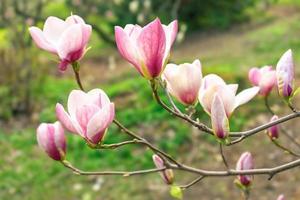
1,0,300,199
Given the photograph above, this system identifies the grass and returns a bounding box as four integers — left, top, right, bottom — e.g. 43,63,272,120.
1,3,300,200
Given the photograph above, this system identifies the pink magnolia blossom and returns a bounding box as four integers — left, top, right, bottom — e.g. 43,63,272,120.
152,154,174,184
56,89,115,145
162,59,202,105
36,121,66,161
236,152,254,186
277,194,285,200
29,15,92,71
199,74,259,117
211,94,229,139
248,66,276,96
115,18,178,79
267,115,279,139
276,49,294,97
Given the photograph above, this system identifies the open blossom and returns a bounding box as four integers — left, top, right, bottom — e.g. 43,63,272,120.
236,152,254,186
56,89,115,145
152,154,174,184
248,66,276,96
267,115,279,139
162,59,202,105
29,15,92,71
276,49,294,97
277,194,285,200
115,18,178,79
211,94,229,139
199,74,259,117
36,121,66,161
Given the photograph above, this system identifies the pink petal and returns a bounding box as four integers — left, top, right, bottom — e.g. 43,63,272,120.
248,67,260,86
86,103,115,144
234,87,259,110
29,27,57,53
43,16,68,45
227,84,239,95
65,15,86,25
200,74,226,93
81,24,92,47
137,18,166,78
87,89,111,108
259,71,276,96
56,103,77,133
211,94,229,139
57,24,84,61
162,20,178,52
67,90,91,118
276,49,294,97
114,26,141,73
75,104,100,136
53,121,66,153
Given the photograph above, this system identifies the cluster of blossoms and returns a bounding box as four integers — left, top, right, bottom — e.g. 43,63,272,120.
31,15,296,199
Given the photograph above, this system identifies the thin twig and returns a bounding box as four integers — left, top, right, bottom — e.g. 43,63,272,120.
271,139,300,157
159,79,183,114
264,95,275,115
229,112,300,145
96,139,142,149
72,63,85,91
179,176,205,190
113,119,182,166
219,144,229,170
61,160,166,176
62,157,300,180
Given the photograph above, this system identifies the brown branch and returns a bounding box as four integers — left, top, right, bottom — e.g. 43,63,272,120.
112,119,182,166
179,176,205,190
61,160,166,176
62,157,300,181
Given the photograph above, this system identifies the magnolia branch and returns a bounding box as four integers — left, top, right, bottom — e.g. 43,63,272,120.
61,160,166,176
61,157,300,180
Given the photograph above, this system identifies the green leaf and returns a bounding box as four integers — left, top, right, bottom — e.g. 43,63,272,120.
170,185,183,199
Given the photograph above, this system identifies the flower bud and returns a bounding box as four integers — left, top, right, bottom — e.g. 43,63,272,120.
276,49,294,97
267,115,279,139
152,154,174,184
236,152,254,186
277,194,285,200
162,59,202,105
248,66,276,96
211,94,229,139
36,121,66,161
115,18,178,79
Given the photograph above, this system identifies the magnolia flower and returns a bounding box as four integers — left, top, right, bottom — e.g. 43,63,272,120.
248,66,276,96
199,74,259,117
162,59,202,105
56,89,115,145
267,115,279,139
276,49,294,97
36,121,66,161
211,94,229,139
29,15,92,71
277,194,285,200
236,152,254,186
152,154,174,184
115,18,178,79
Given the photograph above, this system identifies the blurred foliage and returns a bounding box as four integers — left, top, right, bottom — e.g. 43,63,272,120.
0,0,51,120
